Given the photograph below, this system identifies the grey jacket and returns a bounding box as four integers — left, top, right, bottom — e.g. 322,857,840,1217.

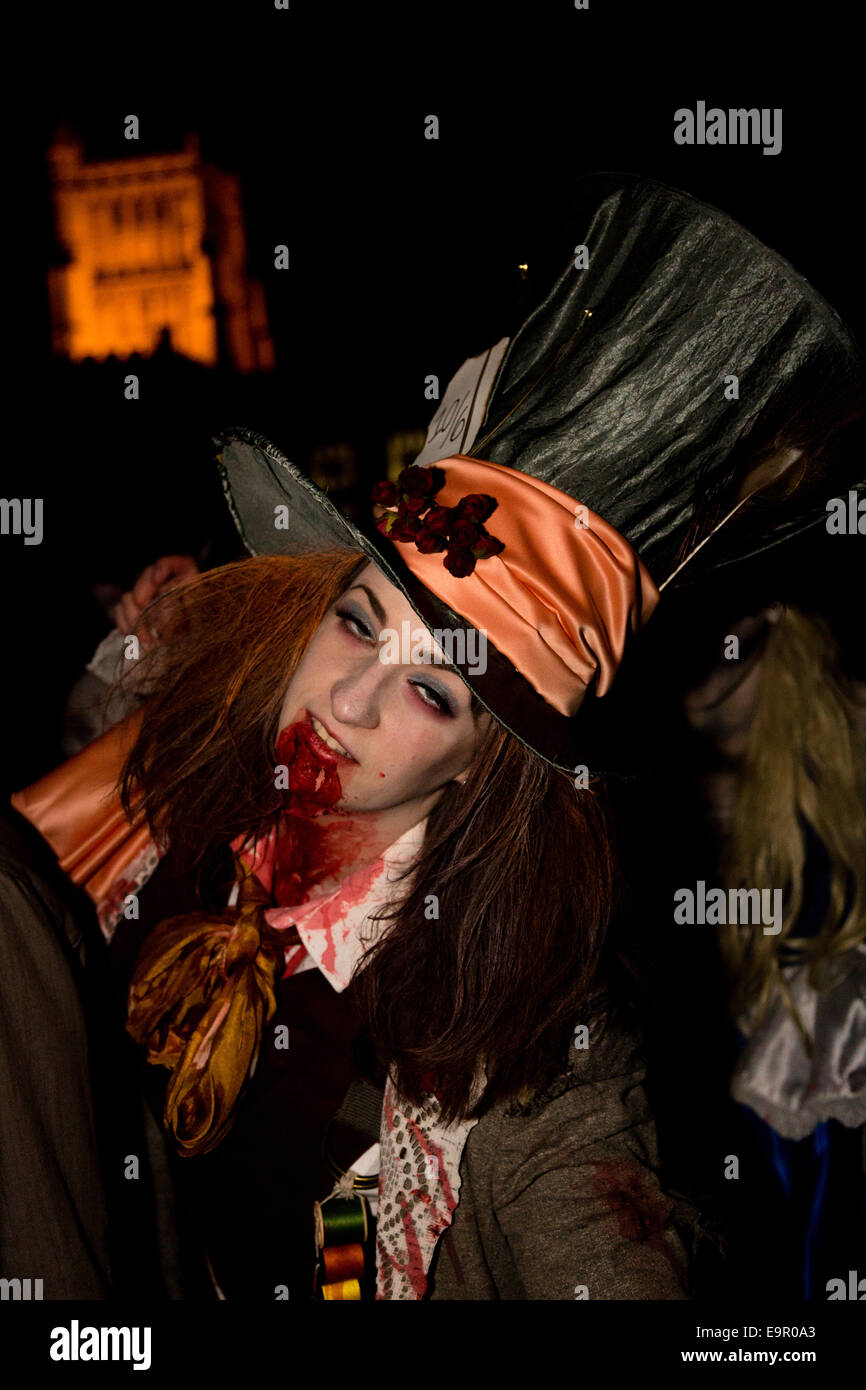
428,1003,694,1299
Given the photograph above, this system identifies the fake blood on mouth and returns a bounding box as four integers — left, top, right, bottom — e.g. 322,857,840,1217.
272,720,361,908
275,721,345,817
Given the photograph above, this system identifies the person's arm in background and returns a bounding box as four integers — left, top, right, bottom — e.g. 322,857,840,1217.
62,555,199,757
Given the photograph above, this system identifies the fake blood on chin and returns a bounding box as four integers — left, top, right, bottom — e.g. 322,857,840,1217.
272,720,352,907
274,720,346,817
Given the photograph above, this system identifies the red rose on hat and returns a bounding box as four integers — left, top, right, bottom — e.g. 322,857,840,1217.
443,546,477,577
449,518,481,548
402,493,429,514
423,505,454,535
415,529,447,554
398,465,435,496
370,467,503,578
390,513,423,541
455,494,498,523
472,533,505,559
370,480,400,506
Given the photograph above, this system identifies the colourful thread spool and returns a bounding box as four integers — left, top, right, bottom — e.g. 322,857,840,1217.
314,1195,368,1253
322,1242,365,1283
321,1278,362,1300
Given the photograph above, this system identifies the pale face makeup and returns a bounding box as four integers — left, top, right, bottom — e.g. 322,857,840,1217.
277,561,491,853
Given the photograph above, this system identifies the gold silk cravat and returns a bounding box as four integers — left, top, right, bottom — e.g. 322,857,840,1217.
126,854,299,1157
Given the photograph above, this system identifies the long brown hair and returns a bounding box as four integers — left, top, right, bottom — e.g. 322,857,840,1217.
120,549,620,1123
120,551,367,872
717,607,866,1041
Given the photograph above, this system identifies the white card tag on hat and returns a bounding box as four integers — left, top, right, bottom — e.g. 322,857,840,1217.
413,337,509,467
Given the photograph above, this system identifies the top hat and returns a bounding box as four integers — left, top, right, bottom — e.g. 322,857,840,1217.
214,173,865,771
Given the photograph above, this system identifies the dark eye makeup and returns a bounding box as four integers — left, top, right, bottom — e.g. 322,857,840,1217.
335,603,375,642
333,602,456,718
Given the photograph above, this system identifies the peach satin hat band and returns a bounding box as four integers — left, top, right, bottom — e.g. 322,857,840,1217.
372,455,660,718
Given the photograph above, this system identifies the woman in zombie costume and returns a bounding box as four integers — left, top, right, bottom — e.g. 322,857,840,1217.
7,173,864,1301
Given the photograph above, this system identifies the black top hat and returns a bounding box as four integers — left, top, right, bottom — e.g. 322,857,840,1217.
215,173,865,771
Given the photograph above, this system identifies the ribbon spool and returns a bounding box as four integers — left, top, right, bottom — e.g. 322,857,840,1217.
321,1279,362,1301
314,1193,370,1301
314,1194,368,1252
322,1243,365,1282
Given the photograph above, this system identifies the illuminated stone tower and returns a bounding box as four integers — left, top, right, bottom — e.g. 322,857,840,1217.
46,129,274,372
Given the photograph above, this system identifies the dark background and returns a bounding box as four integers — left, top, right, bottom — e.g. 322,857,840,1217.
4,2,863,792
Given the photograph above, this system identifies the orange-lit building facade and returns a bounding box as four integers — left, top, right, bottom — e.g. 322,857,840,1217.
46,130,274,372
